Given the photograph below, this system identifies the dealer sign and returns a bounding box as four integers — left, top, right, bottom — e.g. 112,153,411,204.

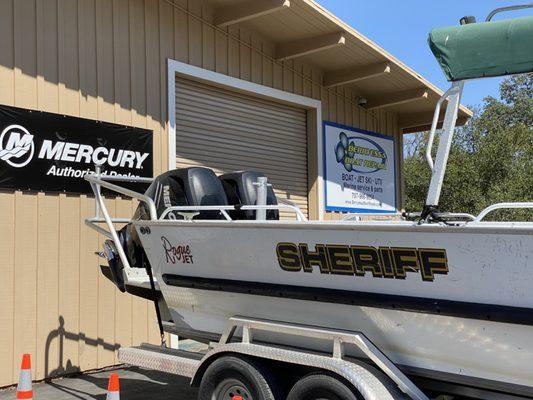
323,121,396,213
0,105,152,194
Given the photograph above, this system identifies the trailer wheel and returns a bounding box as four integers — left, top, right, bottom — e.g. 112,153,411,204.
287,372,360,400
198,355,281,400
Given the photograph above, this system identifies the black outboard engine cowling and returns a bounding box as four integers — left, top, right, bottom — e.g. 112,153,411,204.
172,167,229,219
219,171,279,220
141,169,189,220
135,167,228,220
121,167,229,267
104,167,229,292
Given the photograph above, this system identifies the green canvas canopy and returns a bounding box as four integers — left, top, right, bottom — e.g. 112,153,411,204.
429,16,533,81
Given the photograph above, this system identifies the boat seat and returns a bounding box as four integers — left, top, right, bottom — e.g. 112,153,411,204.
219,171,279,220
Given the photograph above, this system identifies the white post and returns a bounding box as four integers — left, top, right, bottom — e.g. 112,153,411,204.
425,81,464,207
255,177,268,221
95,165,102,218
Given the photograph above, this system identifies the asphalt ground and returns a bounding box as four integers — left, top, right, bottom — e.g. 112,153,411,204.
0,366,198,400
0,341,208,400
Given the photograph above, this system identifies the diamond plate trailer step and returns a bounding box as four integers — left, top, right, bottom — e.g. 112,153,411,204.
117,317,427,400
118,343,203,378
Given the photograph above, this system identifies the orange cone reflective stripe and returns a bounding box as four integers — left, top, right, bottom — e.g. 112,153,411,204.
16,354,33,400
106,373,120,400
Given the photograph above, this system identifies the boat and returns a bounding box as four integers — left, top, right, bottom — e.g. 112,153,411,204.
86,6,533,398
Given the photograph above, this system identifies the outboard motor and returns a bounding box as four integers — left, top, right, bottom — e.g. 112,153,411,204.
110,167,229,274
219,171,279,220
132,167,228,220
101,239,127,292
169,167,229,220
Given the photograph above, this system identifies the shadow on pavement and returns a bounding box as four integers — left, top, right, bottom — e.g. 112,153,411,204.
79,367,197,399
4,367,199,400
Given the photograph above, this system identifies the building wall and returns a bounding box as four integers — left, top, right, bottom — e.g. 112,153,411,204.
0,0,400,386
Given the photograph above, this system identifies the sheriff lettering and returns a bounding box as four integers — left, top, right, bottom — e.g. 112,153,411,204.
276,242,448,282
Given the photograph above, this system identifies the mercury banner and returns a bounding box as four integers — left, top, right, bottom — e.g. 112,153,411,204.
323,122,396,213
0,105,153,194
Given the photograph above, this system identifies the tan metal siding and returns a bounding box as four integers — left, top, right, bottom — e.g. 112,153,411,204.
175,77,308,218
0,0,164,386
0,0,399,386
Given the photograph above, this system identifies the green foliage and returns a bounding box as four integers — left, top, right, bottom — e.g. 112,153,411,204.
404,73,533,221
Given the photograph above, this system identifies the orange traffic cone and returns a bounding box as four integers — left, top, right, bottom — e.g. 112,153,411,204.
106,373,120,400
16,354,33,400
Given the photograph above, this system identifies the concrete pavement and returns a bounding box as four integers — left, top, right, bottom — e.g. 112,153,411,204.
0,366,198,400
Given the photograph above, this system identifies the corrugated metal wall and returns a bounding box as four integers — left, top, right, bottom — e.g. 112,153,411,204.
0,0,399,386
175,77,309,218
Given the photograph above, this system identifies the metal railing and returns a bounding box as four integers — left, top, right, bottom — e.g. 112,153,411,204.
84,171,156,241
160,204,307,221
425,81,465,208
425,84,461,171
486,3,533,21
473,202,533,222
84,171,308,238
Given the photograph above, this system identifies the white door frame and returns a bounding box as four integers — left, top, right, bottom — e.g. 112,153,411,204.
167,58,324,220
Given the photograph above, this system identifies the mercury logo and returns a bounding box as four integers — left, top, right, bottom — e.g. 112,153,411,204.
0,124,35,168
0,123,149,170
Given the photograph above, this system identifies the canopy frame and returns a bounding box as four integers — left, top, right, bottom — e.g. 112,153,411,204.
423,81,464,212
486,3,533,21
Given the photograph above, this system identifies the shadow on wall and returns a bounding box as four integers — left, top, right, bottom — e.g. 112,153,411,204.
44,316,121,379
40,316,193,399
0,0,165,123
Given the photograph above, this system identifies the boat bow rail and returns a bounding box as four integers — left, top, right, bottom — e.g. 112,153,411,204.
474,202,533,222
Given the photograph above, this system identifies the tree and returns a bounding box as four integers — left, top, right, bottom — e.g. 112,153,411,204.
404,73,533,221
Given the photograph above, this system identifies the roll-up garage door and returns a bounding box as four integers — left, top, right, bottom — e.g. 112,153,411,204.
175,77,309,219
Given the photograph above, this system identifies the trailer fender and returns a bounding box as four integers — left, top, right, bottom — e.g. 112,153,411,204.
192,343,408,400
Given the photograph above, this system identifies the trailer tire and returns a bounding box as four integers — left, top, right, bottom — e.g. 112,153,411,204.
197,355,282,400
287,372,361,400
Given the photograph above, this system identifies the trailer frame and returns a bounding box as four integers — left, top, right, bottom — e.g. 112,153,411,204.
118,315,428,400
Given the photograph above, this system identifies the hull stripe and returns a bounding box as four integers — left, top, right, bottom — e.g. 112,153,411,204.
162,274,533,326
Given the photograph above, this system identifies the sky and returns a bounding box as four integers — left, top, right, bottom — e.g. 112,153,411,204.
316,1,531,108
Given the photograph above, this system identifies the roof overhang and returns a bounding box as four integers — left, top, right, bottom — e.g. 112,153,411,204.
206,0,473,132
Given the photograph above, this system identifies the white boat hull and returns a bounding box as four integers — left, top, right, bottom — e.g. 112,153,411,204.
134,220,533,391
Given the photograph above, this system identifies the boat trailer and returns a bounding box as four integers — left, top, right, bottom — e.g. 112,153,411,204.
119,316,425,400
